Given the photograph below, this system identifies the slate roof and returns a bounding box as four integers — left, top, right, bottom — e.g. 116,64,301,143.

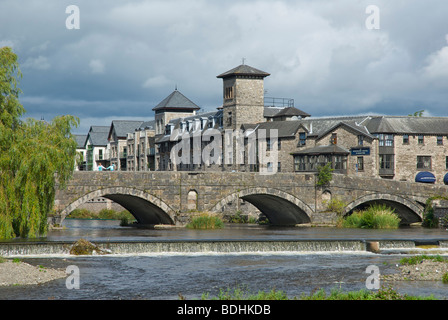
87,131,109,146
74,134,87,149
217,64,270,78
269,106,310,118
138,120,156,130
365,116,448,135
88,126,109,133
108,120,144,140
152,90,200,111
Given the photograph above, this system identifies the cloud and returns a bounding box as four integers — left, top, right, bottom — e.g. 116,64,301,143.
89,59,105,74
22,56,51,70
142,75,171,88
421,36,448,86
1,0,448,134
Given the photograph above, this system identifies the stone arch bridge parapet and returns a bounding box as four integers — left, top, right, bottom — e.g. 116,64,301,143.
52,171,448,226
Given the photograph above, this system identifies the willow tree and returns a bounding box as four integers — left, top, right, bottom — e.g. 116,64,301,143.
0,47,79,239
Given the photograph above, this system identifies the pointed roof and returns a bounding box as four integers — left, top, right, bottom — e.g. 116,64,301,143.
217,64,270,79
107,120,144,140
152,89,200,111
270,106,311,119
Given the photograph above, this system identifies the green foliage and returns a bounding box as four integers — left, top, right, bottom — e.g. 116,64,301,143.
316,163,333,187
399,255,446,265
408,110,425,117
422,196,448,228
339,204,400,229
186,213,223,229
0,47,79,239
323,197,347,215
200,285,435,300
442,273,448,284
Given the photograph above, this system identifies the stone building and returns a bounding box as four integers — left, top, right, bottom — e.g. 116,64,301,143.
151,63,448,185
126,120,156,171
107,120,144,171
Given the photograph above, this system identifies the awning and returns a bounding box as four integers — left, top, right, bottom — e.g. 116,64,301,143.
444,173,448,185
291,144,350,156
415,171,436,184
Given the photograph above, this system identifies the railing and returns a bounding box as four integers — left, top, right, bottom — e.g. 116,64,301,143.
264,97,294,108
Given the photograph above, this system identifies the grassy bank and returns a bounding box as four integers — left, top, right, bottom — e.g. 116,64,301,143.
186,213,224,229
337,204,400,229
67,208,135,226
199,285,436,300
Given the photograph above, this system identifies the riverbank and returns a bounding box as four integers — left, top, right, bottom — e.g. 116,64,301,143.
383,259,448,282
0,258,66,286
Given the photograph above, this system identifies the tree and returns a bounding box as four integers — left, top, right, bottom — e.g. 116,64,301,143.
316,162,333,187
0,47,79,239
408,110,425,117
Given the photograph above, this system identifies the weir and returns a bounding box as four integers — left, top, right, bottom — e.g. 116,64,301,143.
1,239,447,257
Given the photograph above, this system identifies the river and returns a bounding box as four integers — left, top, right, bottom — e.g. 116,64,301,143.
0,219,448,300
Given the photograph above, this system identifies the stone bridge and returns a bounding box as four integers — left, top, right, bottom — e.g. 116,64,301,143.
52,172,448,227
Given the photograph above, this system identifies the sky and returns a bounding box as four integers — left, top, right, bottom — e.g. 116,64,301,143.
1,0,448,135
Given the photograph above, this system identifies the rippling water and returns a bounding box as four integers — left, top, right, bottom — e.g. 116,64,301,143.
1,220,447,300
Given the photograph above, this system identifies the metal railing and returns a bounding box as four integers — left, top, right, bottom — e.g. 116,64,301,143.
264,97,294,108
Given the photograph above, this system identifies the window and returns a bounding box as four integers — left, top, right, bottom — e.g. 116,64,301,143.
446,156,448,170
417,156,431,170
294,156,306,171
278,139,282,150
227,112,232,126
266,138,272,151
298,132,306,146
418,135,424,145
277,162,281,172
403,134,409,144
358,135,364,146
378,134,394,147
379,154,394,170
225,86,234,99
437,136,443,145
357,156,364,171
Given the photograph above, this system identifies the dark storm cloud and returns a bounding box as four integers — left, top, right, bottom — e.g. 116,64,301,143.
1,0,447,134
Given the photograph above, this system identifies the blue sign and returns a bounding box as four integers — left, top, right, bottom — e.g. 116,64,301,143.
351,147,370,156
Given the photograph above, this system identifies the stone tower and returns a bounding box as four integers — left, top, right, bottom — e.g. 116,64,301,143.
217,64,270,130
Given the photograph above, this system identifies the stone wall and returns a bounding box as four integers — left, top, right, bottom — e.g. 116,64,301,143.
394,134,448,183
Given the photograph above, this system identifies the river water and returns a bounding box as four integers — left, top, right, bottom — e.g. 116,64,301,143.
0,219,448,300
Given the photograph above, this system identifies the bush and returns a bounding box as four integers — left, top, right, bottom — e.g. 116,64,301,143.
340,204,400,229
442,273,448,284
324,197,347,215
186,213,223,229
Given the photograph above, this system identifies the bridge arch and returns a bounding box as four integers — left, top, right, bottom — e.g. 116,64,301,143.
210,188,313,225
344,193,424,225
60,187,176,225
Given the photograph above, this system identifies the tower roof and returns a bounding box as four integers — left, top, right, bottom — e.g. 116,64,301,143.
217,64,270,79
152,89,200,111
